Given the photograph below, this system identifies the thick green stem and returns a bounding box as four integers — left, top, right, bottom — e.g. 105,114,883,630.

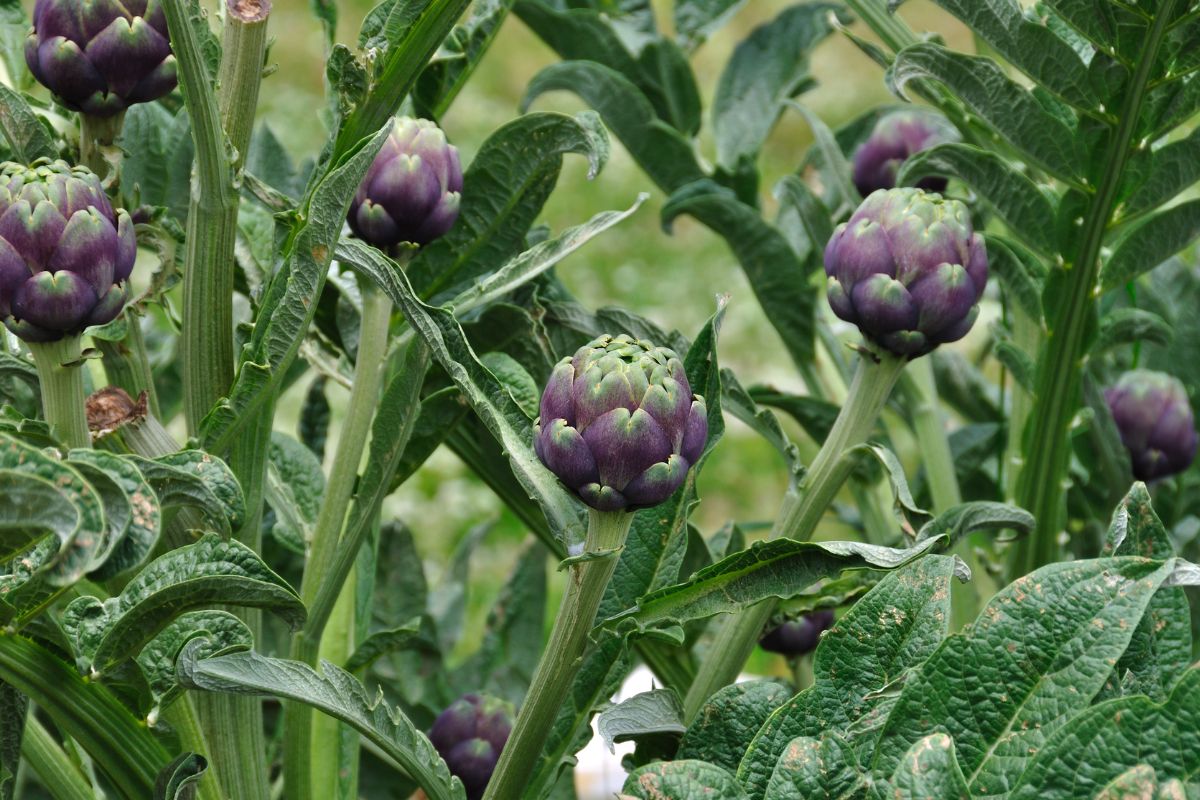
79,113,124,180
1002,306,1041,502
483,510,634,800
285,282,392,800
21,716,95,800
682,350,906,721
218,0,270,170
96,317,160,419
1012,2,1177,578
28,337,89,450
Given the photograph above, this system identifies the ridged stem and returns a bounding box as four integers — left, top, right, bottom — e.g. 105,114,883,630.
1012,1,1177,578
285,280,393,800
79,113,124,180
96,317,160,419
682,349,906,721
28,337,89,450
483,509,635,800
21,716,94,800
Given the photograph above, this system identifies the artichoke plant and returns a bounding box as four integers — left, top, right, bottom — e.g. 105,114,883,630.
759,609,835,657
348,116,463,250
429,693,515,800
533,334,707,512
25,0,176,117
1105,370,1198,481
0,160,135,343
824,187,987,358
852,110,957,196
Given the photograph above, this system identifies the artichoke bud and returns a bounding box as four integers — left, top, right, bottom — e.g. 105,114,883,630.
759,609,835,657
348,116,463,250
534,334,708,512
852,110,957,196
429,693,515,800
0,160,135,343
1105,370,1198,481
25,0,177,117
824,187,987,358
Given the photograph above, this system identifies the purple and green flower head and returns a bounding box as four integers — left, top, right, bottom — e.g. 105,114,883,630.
534,334,707,512
0,160,135,343
429,693,514,800
852,109,958,196
348,116,463,250
1105,370,1197,482
824,187,987,359
25,0,176,117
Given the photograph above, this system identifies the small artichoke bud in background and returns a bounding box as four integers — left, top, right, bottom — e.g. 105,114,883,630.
1105,370,1197,481
0,160,135,343
759,610,835,657
534,334,707,512
25,0,176,117
852,110,957,196
348,116,463,250
824,187,987,358
429,693,515,800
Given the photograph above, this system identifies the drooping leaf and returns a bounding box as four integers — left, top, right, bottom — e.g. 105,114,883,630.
596,688,685,753
622,759,747,799
674,0,746,50
677,680,792,774
137,610,252,707
178,647,467,800
886,732,971,799
762,733,865,800
68,449,161,580
153,752,208,800
126,450,244,538
1094,307,1173,353
1100,199,1200,291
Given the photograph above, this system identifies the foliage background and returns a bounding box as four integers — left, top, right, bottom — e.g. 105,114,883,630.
255,0,972,656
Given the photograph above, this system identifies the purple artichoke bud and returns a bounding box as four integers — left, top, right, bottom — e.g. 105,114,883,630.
1105,370,1198,482
533,334,708,513
852,110,957,196
348,117,463,249
824,188,987,358
0,160,135,342
429,693,514,800
25,0,176,117
759,609,835,657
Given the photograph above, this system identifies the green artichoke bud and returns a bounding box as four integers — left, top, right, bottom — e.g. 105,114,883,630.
0,160,135,342
824,188,987,358
534,334,707,512
25,0,176,117
1105,370,1197,481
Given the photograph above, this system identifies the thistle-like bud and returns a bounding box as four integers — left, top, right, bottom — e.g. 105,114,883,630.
1105,370,1197,481
824,188,987,358
759,610,835,657
348,117,463,249
852,110,957,196
0,160,135,342
429,693,515,800
534,335,707,512
25,0,176,117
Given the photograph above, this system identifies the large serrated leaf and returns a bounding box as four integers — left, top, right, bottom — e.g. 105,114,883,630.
623,759,747,799
178,647,467,800
763,733,865,800
126,450,243,538
0,470,80,564
1100,199,1200,291
886,732,971,799
677,680,791,774
137,610,252,707
888,43,1083,183
70,533,303,672
871,557,1176,798
68,449,161,580
737,556,959,800
1011,665,1200,799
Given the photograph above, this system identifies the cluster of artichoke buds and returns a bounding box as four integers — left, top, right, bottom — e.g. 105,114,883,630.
1105,370,1198,481
852,110,957,196
25,0,177,117
534,334,707,512
759,609,835,657
0,160,135,342
348,116,463,250
824,187,987,358
429,693,515,800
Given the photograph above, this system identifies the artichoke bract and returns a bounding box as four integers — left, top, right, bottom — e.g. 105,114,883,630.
534,334,707,513
25,0,176,117
348,116,463,250
1105,370,1197,481
0,160,135,343
824,188,987,358
759,610,835,657
852,110,957,196
429,693,514,800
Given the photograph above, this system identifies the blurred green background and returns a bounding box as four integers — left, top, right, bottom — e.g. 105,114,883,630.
266,0,971,655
